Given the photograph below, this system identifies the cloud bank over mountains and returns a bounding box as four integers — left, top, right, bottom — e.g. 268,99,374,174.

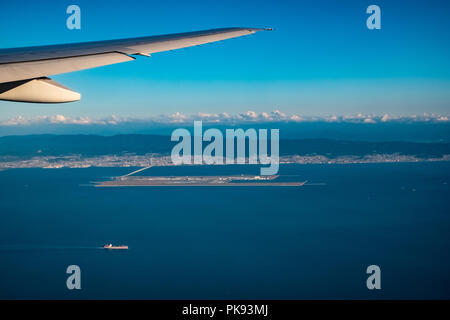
1,110,449,127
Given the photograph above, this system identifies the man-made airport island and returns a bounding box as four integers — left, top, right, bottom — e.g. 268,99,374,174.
95,175,306,187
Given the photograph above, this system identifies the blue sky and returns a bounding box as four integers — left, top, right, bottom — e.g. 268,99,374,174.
0,0,449,121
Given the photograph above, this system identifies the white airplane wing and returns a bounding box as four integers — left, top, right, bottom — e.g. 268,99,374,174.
0,27,269,103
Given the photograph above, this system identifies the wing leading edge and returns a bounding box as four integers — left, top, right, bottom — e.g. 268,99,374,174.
0,27,270,103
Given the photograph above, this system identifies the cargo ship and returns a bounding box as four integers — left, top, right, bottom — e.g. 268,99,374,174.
103,244,128,250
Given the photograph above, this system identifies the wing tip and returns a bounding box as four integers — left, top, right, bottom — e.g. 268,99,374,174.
246,27,273,33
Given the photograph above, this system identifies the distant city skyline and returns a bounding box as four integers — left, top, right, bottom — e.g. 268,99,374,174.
1,0,449,121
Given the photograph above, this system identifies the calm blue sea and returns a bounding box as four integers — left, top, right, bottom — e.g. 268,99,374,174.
0,163,449,299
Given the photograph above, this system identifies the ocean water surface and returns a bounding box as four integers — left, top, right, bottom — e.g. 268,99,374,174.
0,163,449,299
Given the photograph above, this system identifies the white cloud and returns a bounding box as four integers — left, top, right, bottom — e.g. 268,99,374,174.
1,111,449,127
49,114,99,125
3,115,32,126
0,114,128,126
328,115,339,122
166,112,187,123
272,109,287,118
238,110,259,121
289,115,303,122
363,117,376,124
261,112,272,120
220,112,231,119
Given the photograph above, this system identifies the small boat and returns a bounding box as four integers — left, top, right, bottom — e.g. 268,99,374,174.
103,244,128,250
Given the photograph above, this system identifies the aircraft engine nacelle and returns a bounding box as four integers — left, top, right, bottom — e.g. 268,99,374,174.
0,77,80,103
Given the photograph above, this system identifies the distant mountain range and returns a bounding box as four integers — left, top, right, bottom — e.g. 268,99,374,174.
0,134,449,159
1,121,450,142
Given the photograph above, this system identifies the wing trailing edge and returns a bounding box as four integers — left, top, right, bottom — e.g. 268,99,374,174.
0,52,134,84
